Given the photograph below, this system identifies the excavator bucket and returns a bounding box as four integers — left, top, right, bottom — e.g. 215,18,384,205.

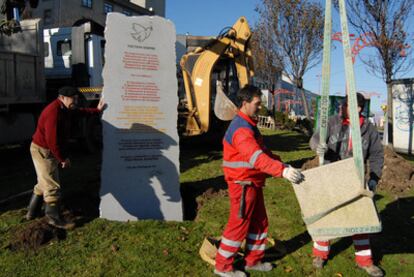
214,81,237,121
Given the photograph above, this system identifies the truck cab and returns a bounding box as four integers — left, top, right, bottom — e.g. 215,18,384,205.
43,21,105,101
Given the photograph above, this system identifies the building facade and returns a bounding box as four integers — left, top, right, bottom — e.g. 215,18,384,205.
31,0,165,28
253,73,318,117
130,0,165,17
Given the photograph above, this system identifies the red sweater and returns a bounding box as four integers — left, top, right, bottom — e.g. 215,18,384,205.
32,99,100,163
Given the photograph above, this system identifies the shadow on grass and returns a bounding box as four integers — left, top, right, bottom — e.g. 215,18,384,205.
282,231,312,255
374,196,414,260
326,195,414,268
180,155,316,221
181,175,226,220
0,189,101,227
180,131,314,174
0,146,102,229
263,132,311,152
1,190,100,252
289,157,316,169
0,144,36,201
179,142,222,173
261,231,312,264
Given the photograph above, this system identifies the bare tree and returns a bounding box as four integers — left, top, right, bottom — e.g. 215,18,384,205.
250,21,282,91
338,0,414,146
256,0,324,118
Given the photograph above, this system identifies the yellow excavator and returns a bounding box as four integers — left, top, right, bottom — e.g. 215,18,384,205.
179,16,254,137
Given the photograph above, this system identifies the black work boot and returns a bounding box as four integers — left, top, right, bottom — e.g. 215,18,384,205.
45,202,75,230
25,193,43,220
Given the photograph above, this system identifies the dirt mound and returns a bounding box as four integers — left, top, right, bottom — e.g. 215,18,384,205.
181,176,227,220
7,219,66,251
301,156,319,171
6,193,99,252
196,188,228,212
62,193,100,223
301,147,414,195
378,147,414,194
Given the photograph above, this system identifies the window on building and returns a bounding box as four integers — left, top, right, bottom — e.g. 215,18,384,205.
104,3,113,14
57,40,72,56
122,10,132,16
43,9,52,25
81,0,92,8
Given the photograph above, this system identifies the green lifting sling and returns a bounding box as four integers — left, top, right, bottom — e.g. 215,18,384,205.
319,0,365,187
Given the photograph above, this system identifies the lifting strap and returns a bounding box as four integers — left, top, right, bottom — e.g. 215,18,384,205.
319,0,365,187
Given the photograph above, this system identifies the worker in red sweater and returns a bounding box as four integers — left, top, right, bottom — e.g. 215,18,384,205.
26,86,105,229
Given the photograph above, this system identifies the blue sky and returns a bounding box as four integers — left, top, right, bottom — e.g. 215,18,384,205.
166,0,414,114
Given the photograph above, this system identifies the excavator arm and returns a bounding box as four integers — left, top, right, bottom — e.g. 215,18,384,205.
180,16,254,136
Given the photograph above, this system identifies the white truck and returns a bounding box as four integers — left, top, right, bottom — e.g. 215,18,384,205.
0,19,45,145
43,21,105,101
0,18,104,151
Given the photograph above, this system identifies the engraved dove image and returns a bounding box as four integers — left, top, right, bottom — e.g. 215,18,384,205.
131,23,153,42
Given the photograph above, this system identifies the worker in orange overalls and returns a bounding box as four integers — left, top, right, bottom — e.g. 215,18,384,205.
214,85,304,277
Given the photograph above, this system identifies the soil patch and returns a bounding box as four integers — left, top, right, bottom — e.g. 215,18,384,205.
301,147,414,195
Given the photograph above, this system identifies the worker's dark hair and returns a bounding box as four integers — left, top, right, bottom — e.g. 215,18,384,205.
344,92,366,109
237,85,262,108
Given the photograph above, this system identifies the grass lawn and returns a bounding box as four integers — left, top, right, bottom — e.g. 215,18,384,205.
0,130,413,276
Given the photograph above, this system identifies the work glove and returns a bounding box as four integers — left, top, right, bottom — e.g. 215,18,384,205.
282,165,304,184
367,179,378,192
316,143,328,157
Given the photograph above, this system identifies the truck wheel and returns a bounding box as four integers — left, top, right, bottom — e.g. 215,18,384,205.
29,0,39,8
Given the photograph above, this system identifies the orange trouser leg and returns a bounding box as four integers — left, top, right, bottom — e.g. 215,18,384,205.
215,184,262,272
312,240,330,260
244,188,268,267
353,234,373,267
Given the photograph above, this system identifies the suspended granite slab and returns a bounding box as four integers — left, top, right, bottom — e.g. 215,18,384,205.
292,158,381,241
